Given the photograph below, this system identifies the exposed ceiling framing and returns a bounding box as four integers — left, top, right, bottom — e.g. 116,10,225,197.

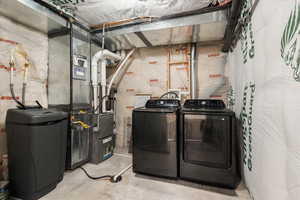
91,3,230,51
92,4,230,35
134,32,153,47
100,8,228,51
1,0,241,52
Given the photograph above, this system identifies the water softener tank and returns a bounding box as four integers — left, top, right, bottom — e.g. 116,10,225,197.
5,108,68,200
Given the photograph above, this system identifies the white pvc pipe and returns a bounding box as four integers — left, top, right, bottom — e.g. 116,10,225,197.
107,49,136,101
91,50,121,113
100,59,107,112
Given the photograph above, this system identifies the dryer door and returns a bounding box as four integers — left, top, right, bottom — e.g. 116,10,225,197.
183,114,231,169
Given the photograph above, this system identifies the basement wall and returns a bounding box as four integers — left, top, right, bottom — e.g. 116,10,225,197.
0,15,48,158
227,0,300,199
114,44,228,151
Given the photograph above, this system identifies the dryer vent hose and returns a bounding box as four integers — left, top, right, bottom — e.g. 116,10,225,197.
79,164,132,183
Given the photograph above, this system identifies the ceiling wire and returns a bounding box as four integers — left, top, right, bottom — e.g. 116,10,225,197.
102,24,106,49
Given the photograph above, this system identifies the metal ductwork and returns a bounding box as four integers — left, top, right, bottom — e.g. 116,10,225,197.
190,43,198,99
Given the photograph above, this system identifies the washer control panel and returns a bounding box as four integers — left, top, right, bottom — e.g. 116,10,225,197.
184,99,225,109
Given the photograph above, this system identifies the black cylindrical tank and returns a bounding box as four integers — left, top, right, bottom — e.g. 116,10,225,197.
5,108,68,200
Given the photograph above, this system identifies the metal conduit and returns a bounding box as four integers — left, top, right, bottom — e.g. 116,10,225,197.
190,43,197,99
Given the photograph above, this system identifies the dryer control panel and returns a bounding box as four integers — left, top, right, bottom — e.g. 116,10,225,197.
184,99,225,109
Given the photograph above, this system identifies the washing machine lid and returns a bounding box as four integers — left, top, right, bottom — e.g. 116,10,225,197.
145,99,181,109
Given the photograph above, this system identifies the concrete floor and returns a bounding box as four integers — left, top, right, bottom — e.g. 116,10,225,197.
41,154,251,200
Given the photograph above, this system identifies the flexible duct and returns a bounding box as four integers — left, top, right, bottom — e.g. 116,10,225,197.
91,49,122,113
107,49,136,102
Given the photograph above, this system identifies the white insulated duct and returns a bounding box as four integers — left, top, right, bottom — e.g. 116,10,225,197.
107,49,136,100
92,49,121,113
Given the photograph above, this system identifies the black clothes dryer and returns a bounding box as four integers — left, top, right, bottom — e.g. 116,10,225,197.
132,99,180,178
180,99,240,188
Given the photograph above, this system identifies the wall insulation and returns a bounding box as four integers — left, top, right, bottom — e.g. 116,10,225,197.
227,0,300,199
114,44,227,151
0,16,48,157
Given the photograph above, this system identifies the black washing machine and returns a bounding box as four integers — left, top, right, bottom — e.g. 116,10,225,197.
132,99,180,178
180,99,240,188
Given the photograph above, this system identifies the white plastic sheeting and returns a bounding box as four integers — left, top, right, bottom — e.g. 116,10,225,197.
43,0,214,25
197,46,227,99
226,0,300,199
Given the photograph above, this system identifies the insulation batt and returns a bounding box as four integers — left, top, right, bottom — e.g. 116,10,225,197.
44,0,213,25
226,0,300,199
0,16,48,158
